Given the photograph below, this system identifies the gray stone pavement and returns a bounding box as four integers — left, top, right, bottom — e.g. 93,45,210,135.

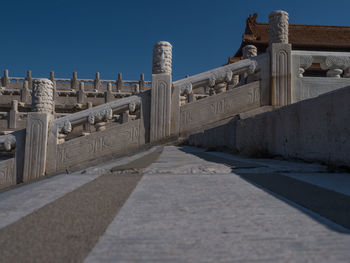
85,146,350,263
1,145,349,262
205,151,350,196
0,147,160,230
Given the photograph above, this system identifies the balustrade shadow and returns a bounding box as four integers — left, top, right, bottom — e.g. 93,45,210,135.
178,146,350,234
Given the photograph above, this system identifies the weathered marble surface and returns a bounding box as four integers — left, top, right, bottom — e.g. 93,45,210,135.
243,45,257,59
52,95,141,133
152,41,172,74
150,41,172,142
268,10,289,45
270,43,292,106
23,78,54,182
291,50,350,102
85,146,350,263
173,58,257,92
236,85,350,167
53,119,142,172
23,113,52,182
0,158,16,190
179,81,260,134
0,147,159,229
0,134,16,151
31,79,54,114
150,74,172,142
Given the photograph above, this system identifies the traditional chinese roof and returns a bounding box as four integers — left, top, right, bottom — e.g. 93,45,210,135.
228,13,350,63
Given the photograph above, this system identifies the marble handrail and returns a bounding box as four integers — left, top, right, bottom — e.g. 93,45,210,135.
56,89,132,96
173,57,258,95
52,94,142,133
1,70,151,91
292,50,350,78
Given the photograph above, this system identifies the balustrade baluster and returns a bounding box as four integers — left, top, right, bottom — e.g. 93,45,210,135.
116,72,123,92
3,70,10,88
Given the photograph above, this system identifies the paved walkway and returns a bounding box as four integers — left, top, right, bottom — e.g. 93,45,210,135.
86,146,350,263
0,146,350,262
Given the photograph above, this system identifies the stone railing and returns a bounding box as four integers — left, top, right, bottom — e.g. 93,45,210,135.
0,133,19,190
0,71,150,114
170,53,270,136
0,77,149,184
172,46,269,106
292,50,350,102
1,70,150,91
0,72,151,133
173,57,257,103
51,95,142,143
3,9,350,190
0,109,77,134
46,91,149,175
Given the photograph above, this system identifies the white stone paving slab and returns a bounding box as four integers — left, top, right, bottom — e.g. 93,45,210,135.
204,150,350,196
85,146,350,263
0,147,159,229
205,150,328,173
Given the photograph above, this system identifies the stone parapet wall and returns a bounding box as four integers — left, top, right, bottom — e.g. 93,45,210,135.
179,81,261,134
236,86,350,166
187,86,350,168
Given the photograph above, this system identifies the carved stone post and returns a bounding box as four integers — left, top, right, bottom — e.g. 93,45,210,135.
3,69,10,88
26,70,33,89
8,100,18,129
105,82,114,102
121,110,130,124
150,41,172,142
116,73,124,92
243,45,257,59
269,10,291,106
50,71,57,100
77,82,87,104
241,45,258,84
94,72,100,90
134,83,140,94
23,79,54,182
71,72,79,90
82,102,93,135
49,71,55,82
139,73,146,90
20,80,31,104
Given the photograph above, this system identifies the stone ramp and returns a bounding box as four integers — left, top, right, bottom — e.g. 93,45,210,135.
85,146,350,263
0,146,160,229
0,147,162,263
202,151,350,229
0,146,350,262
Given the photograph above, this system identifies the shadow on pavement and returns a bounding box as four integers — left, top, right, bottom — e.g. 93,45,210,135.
179,147,350,234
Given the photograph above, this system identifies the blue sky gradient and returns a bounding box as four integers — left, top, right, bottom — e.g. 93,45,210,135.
2,0,350,81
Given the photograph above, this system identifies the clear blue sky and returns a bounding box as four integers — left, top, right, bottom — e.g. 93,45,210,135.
2,0,350,81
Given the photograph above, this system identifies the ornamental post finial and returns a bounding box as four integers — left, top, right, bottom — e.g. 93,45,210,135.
268,10,289,45
152,41,172,74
